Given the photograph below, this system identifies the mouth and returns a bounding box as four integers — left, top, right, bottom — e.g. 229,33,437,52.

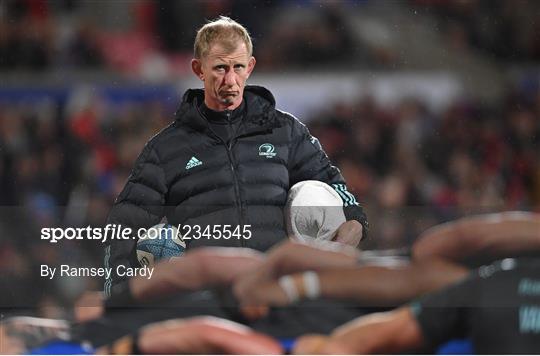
220,89,239,96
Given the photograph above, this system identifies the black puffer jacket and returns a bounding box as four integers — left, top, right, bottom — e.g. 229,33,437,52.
105,86,368,292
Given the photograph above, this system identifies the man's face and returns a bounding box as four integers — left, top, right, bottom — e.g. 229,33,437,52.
192,40,256,111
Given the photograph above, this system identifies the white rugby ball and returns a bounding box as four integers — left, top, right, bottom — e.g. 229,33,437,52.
285,180,346,241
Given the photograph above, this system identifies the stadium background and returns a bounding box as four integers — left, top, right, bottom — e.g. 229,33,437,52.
0,0,539,318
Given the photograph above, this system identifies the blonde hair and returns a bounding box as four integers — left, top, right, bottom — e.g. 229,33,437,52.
194,16,253,59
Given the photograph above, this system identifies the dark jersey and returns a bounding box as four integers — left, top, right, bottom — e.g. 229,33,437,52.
411,257,540,354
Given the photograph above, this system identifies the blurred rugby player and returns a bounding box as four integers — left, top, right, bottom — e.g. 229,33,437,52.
294,256,540,354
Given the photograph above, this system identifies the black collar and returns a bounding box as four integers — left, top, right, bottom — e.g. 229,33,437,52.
175,86,284,135
200,100,245,124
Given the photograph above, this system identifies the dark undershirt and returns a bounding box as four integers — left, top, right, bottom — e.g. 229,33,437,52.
200,101,246,144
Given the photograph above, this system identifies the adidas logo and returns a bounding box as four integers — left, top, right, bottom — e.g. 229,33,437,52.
186,156,203,170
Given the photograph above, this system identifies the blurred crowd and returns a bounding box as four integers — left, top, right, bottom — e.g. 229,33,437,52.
1,0,539,74
310,89,540,248
0,97,170,312
416,0,540,61
0,0,357,73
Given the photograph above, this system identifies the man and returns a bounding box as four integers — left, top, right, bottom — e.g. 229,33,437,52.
293,256,540,354
105,16,368,294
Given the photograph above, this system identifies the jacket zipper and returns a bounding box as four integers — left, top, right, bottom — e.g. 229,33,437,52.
207,111,245,247
229,129,275,247
225,139,245,247
225,111,245,246
203,112,273,247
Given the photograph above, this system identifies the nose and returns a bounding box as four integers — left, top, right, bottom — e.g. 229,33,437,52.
223,69,236,86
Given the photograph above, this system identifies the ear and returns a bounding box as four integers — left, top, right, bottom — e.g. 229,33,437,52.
191,59,204,81
246,56,256,78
